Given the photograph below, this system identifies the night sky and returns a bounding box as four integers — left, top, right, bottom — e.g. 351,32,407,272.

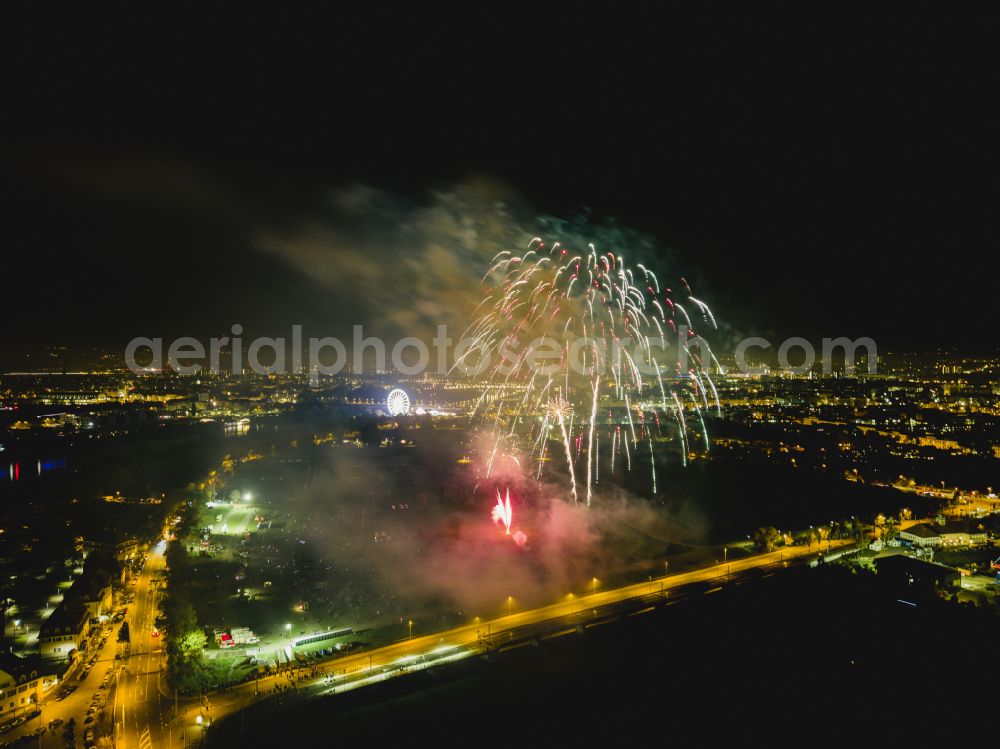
4,8,998,353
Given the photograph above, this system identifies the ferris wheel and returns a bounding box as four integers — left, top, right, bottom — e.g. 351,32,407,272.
386,388,410,416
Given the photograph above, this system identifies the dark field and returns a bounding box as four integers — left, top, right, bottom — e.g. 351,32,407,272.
206,563,1000,747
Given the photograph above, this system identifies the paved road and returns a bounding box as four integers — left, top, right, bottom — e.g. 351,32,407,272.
7,537,850,749
147,539,852,747
114,542,168,749
2,608,121,747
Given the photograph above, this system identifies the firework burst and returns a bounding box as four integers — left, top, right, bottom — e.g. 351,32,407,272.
457,237,722,505
492,487,513,534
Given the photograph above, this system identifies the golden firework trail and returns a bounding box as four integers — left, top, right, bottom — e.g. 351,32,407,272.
456,238,721,504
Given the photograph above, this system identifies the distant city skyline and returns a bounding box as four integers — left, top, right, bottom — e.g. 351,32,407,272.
3,8,999,744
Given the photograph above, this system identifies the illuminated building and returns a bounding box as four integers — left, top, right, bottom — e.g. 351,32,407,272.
0,653,58,719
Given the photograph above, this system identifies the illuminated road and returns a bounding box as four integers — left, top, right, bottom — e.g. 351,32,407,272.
113,542,170,749
12,536,846,748
149,539,851,745
2,599,123,747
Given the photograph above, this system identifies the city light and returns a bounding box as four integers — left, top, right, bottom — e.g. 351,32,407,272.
4,30,995,745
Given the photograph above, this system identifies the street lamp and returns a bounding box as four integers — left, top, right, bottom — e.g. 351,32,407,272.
592,577,598,596
507,596,513,617
724,546,728,579
408,620,413,640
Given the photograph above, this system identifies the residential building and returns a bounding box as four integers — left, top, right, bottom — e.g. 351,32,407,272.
38,601,89,661
38,551,118,661
0,653,59,719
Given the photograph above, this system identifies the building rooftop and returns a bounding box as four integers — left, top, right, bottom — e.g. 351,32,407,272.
40,551,117,637
938,520,988,535
874,554,960,587
902,523,941,538
0,652,56,681
39,599,88,637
